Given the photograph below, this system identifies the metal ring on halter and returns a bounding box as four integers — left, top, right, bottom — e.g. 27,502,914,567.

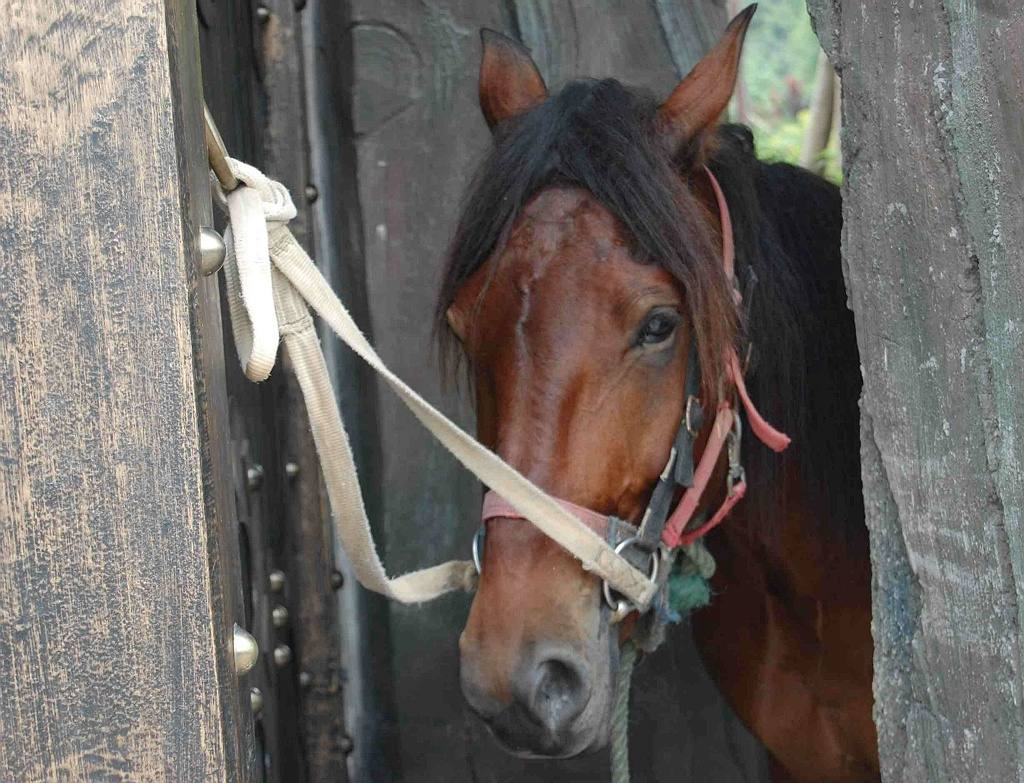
602,537,659,621
472,526,486,574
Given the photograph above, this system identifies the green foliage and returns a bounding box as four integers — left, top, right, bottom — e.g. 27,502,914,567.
741,0,820,119
748,109,842,184
734,0,841,184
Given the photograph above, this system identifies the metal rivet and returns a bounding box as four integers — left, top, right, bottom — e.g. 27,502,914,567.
250,687,264,715
339,735,354,755
246,463,264,490
268,569,286,593
199,227,225,276
232,624,259,675
304,184,319,203
271,605,289,628
299,671,312,689
330,569,344,591
273,644,292,667
255,5,270,22
284,461,300,479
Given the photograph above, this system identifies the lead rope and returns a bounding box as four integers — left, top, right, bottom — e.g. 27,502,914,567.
611,640,637,783
610,538,717,783
207,149,659,608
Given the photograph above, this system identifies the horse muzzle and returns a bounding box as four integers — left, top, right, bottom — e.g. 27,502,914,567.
461,640,609,758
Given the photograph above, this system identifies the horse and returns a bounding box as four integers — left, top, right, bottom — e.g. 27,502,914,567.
437,8,877,781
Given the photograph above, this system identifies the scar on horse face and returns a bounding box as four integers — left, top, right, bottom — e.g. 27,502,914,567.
450,5,878,780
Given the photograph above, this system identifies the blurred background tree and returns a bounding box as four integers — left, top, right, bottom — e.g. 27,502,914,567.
734,0,841,182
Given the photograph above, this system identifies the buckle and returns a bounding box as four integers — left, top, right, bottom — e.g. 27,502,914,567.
727,412,745,497
685,395,704,437
602,537,661,623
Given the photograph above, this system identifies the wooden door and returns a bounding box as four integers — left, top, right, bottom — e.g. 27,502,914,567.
0,2,246,779
0,1,350,780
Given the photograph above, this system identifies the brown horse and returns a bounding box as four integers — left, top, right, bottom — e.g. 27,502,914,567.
439,9,876,781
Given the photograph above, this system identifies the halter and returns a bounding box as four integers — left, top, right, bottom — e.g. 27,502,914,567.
205,99,776,615
476,167,790,620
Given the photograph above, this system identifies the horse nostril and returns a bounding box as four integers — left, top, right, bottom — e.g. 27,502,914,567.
527,654,590,733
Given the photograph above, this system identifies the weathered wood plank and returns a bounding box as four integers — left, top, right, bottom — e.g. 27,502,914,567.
513,0,728,88
345,5,505,778
0,1,239,780
169,0,254,778
808,1,1024,779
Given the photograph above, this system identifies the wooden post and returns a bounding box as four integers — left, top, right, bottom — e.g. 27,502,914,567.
808,1,1024,779
0,1,248,779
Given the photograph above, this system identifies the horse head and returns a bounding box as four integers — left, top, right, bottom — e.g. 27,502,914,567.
440,8,756,758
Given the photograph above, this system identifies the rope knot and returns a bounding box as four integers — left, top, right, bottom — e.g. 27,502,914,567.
217,159,297,382
214,157,297,223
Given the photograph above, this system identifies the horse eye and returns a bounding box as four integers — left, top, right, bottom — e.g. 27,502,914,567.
637,311,678,346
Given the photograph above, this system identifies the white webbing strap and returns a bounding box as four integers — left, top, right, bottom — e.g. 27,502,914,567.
219,159,658,609
272,266,477,601
221,159,296,382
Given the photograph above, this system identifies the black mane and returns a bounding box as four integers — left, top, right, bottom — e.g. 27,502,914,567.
437,78,862,539
711,126,863,538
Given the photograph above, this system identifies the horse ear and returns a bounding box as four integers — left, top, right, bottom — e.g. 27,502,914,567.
479,29,548,130
657,4,756,156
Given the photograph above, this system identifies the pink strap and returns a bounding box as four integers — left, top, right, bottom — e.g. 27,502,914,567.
706,166,790,453
704,165,736,284
481,490,610,534
728,350,790,453
660,356,788,547
677,481,746,546
660,406,733,547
